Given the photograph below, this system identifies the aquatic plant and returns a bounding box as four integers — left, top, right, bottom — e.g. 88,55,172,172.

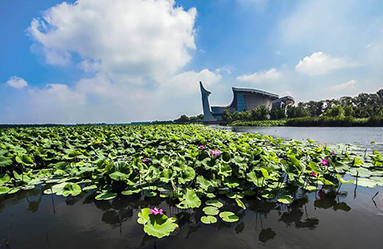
0,124,382,238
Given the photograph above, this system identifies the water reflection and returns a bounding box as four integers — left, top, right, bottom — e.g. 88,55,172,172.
1,183,383,249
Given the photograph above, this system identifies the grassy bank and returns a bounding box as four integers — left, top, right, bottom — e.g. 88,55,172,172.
230,116,383,127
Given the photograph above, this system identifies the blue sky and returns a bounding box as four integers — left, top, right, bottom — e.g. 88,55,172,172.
1,0,383,123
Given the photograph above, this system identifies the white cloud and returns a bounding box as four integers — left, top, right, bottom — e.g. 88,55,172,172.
11,0,219,123
329,80,357,92
6,76,28,89
28,0,197,83
164,69,222,95
295,52,357,75
236,68,281,84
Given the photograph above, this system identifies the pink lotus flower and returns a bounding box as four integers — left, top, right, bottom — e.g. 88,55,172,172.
209,149,221,156
141,158,148,164
330,150,335,154
198,145,205,149
150,207,164,215
320,158,329,166
99,142,103,145
311,171,316,176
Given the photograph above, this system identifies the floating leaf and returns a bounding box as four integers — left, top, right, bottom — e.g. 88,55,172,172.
201,215,217,224
277,196,293,204
176,189,201,209
95,192,117,201
206,199,224,208
0,186,10,195
219,211,239,223
0,156,12,167
235,198,246,209
203,206,219,215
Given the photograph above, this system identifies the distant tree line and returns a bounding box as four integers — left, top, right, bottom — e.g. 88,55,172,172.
223,88,383,122
174,114,204,123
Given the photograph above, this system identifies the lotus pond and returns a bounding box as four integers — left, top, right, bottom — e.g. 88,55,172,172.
1,124,383,248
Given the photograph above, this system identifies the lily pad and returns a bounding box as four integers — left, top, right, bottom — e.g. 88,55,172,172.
219,211,239,223
206,199,224,208
201,215,217,224
203,206,219,215
277,196,293,204
95,192,117,201
176,189,201,209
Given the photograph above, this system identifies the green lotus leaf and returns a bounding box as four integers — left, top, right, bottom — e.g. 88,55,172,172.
95,192,117,201
235,198,246,209
177,165,195,184
336,174,354,184
197,176,214,191
303,185,318,192
247,171,266,187
143,215,178,239
219,211,239,223
61,183,82,197
109,171,130,181
21,185,35,190
353,157,363,166
277,196,293,204
260,167,270,179
137,208,151,225
226,192,244,199
218,163,232,177
0,156,13,167
206,193,216,198
160,168,174,183
121,189,141,196
176,189,201,209
21,155,34,165
224,176,241,188
201,215,217,224
0,174,11,185
83,185,98,192
144,191,157,197
8,187,20,194
206,199,223,208
203,206,219,215
0,186,10,195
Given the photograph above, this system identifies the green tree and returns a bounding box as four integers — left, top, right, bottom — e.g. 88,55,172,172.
176,115,189,123
323,105,345,118
251,105,269,120
343,105,354,117
286,105,309,118
270,108,286,120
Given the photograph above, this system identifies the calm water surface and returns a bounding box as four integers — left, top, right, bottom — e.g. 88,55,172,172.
223,126,383,151
1,127,383,249
1,184,383,249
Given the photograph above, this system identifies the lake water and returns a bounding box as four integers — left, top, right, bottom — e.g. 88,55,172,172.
1,127,383,248
222,126,383,151
1,183,383,249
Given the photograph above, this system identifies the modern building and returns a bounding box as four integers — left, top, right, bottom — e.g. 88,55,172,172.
200,81,295,122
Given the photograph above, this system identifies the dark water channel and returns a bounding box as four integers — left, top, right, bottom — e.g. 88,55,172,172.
2,127,383,248
1,183,383,249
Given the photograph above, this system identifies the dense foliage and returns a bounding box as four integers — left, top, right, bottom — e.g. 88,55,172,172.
1,124,383,237
223,88,383,124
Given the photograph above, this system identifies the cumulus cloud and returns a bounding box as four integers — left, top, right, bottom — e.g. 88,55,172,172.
236,68,281,84
9,0,224,123
164,69,222,95
329,80,357,92
6,76,28,89
28,0,197,83
295,52,357,75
